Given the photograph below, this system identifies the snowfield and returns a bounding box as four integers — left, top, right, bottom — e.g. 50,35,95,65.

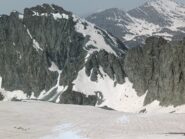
0,101,185,139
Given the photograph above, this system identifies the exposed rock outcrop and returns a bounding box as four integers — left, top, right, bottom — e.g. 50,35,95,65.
0,4,127,106
124,37,185,106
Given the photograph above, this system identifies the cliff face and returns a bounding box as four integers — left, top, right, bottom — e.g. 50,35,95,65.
1,3,185,112
0,4,127,106
0,4,83,98
124,37,185,106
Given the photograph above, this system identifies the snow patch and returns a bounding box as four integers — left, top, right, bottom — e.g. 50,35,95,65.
153,32,173,37
26,28,43,51
52,13,69,20
1,90,27,101
30,92,36,99
153,32,173,41
27,29,32,39
32,11,39,16
73,66,185,113
73,67,146,112
123,14,161,41
40,13,48,16
73,15,118,56
123,34,136,41
142,100,185,113
32,11,69,20
48,62,59,72
33,39,43,51
0,76,27,101
18,14,24,19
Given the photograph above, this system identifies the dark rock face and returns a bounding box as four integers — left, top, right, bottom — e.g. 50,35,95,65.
0,12,55,96
124,37,185,106
0,5,82,97
0,4,127,105
60,86,97,106
85,50,126,84
59,84,104,106
60,91,97,106
0,93,3,100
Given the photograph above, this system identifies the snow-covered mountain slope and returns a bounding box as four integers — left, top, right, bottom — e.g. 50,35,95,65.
0,4,130,111
87,0,185,47
1,101,185,139
1,3,185,113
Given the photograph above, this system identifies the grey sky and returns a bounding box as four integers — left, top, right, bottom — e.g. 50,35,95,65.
0,0,185,16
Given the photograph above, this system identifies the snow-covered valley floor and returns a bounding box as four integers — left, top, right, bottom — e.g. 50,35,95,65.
0,101,185,139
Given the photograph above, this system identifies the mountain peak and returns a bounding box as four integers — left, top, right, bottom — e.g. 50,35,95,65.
29,4,64,13
142,0,185,21
147,0,177,4
0,3,128,108
145,0,178,9
145,0,180,10
22,4,72,20
24,4,71,17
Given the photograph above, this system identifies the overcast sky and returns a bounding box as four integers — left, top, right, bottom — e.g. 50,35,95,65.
0,0,185,16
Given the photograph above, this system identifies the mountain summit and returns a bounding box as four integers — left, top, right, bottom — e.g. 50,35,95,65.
130,0,185,26
87,0,185,47
0,4,130,111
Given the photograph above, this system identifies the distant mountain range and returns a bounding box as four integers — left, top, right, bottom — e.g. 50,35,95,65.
87,0,185,47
